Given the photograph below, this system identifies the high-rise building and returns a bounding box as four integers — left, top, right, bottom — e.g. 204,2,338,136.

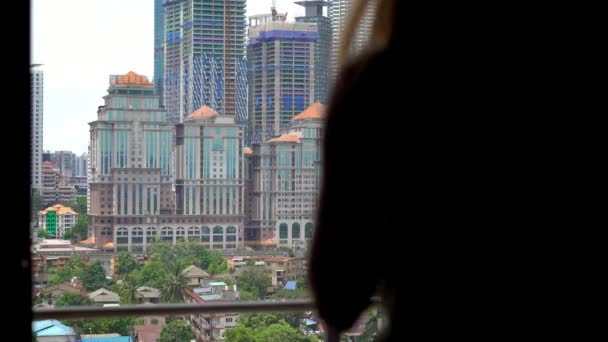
31,65,44,192
50,151,76,178
163,0,248,125
296,0,332,103
89,72,173,252
248,21,318,143
329,0,375,78
175,106,245,249
74,153,88,178
154,0,164,104
41,161,77,208
248,103,325,249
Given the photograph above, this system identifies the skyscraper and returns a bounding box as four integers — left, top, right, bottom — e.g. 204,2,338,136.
175,106,245,249
154,0,165,104
89,72,173,252
248,103,325,249
31,64,44,192
329,0,375,78
248,21,318,143
50,151,76,178
295,0,332,104
163,0,248,124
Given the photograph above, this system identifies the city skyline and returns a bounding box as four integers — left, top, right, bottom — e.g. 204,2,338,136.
32,0,308,155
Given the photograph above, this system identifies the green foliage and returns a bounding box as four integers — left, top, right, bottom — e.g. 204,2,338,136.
75,196,87,214
81,261,107,291
159,319,195,342
225,313,317,342
37,228,49,239
159,260,188,303
65,317,141,336
56,292,93,307
201,249,228,275
224,324,257,342
116,251,139,275
273,287,309,300
236,268,271,300
118,275,140,304
63,230,74,241
32,190,42,213
72,215,89,242
138,260,168,289
48,256,88,286
215,276,234,286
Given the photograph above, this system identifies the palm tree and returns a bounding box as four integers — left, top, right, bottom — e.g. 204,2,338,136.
160,260,188,303
119,275,140,304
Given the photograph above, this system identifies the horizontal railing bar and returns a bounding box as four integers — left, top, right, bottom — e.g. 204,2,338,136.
33,300,315,321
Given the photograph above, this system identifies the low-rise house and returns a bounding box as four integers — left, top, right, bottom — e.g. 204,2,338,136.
38,281,86,305
185,284,240,341
228,256,306,286
136,286,160,304
181,265,210,286
88,288,120,306
133,324,161,342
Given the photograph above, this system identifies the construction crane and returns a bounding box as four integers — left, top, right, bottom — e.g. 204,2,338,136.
271,0,278,20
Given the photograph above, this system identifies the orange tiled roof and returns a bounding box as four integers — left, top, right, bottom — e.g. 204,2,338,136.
103,242,114,248
39,204,78,216
186,105,219,120
81,236,96,244
260,238,277,245
267,133,300,144
114,71,151,85
244,147,253,155
292,102,325,121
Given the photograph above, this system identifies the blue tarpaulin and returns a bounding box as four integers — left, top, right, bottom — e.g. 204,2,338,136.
305,319,317,326
283,280,297,290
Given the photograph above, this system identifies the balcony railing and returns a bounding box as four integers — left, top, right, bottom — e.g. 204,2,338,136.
33,299,345,342
33,299,314,320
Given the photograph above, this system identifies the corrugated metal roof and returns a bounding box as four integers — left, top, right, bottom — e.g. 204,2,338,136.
208,282,226,286
33,320,76,336
201,294,222,301
81,336,133,342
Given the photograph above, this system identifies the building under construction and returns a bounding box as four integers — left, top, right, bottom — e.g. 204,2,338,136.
162,0,248,125
247,8,319,144
296,0,331,104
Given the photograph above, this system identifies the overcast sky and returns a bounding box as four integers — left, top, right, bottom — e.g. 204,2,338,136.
31,0,311,155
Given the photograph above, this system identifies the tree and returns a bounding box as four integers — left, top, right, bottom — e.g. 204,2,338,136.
67,317,140,336
56,292,93,307
138,259,168,289
82,261,107,291
224,324,257,342
258,321,308,342
237,268,271,299
159,319,195,342
32,190,42,214
37,228,49,239
116,251,138,275
200,249,228,275
75,196,87,214
48,255,88,286
71,215,89,242
160,260,188,303
118,275,140,304
225,314,318,342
